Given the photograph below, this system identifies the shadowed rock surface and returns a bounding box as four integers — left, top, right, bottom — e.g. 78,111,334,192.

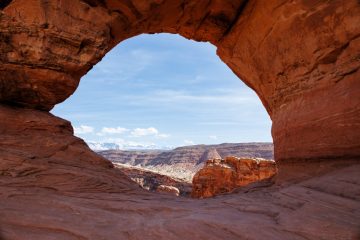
192,157,277,198
0,0,359,239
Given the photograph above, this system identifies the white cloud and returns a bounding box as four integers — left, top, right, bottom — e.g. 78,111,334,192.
122,88,261,107
130,127,158,137
184,139,195,145
157,133,170,139
74,125,94,134
88,138,158,150
98,127,129,135
130,127,170,139
209,135,217,140
94,126,170,139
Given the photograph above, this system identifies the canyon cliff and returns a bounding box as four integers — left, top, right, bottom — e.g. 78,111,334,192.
192,157,277,198
0,1,359,239
99,143,274,182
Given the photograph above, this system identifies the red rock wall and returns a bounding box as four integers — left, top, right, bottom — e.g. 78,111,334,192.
0,0,359,173
217,0,360,165
191,157,277,198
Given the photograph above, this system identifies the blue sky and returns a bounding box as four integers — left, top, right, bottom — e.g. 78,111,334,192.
51,33,272,150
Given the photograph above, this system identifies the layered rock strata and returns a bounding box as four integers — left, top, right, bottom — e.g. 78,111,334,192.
0,0,359,239
0,104,138,193
192,157,277,198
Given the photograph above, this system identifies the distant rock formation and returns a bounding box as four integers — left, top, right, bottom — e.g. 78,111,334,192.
98,143,274,182
192,157,277,198
198,148,221,164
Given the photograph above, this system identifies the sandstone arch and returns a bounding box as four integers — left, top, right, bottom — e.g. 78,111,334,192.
1,0,359,168
0,1,360,239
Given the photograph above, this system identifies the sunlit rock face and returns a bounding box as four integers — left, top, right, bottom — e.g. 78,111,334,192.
0,1,360,239
191,157,277,198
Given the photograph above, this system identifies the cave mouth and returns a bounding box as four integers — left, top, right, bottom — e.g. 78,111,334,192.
51,33,276,197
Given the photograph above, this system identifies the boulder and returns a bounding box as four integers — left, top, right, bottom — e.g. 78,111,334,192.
156,185,180,196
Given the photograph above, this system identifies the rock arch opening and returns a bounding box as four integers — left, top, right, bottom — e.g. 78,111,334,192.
51,33,275,197
1,0,358,182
